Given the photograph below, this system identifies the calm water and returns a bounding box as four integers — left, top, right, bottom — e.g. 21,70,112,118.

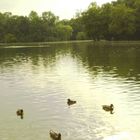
0,42,140,140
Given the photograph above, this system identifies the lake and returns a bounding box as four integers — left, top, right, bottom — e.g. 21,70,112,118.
0,42,140,140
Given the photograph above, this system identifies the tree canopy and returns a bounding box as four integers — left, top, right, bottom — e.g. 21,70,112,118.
0,0,140,43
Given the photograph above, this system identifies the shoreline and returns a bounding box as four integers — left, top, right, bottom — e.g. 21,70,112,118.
1,40,140,47
0,40,92,47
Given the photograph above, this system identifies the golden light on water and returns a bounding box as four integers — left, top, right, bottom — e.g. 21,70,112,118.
103,132,133,140
1,45,139,140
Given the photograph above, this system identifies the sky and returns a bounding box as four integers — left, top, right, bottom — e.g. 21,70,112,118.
0,0,115,19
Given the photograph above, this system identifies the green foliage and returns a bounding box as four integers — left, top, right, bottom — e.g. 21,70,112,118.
80,0,139,40
42,11,59,25
29,11,39,21
109,4,136,40
100,3,113,40
0,0,140,42
76,32,87,40
70,12,86,40
82,2,103,40
134,0,140,39
56,24,73,40
4,33,17,43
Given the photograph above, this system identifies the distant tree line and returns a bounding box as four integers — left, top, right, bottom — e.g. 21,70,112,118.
81,0,140,41
0,11,73,43
0,0,140,43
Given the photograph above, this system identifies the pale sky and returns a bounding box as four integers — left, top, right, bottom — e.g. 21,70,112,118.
0,0,115,19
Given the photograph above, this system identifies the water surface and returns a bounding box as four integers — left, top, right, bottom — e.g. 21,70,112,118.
0,42,140,140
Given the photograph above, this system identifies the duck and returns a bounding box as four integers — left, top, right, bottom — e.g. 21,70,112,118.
102,104,114,114
67,98,76,106
49,130,61,140
16,109,24,119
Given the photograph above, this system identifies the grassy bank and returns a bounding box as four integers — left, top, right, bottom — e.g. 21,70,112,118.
1,40,140,47
0,40,92,47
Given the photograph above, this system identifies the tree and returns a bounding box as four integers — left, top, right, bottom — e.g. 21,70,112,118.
82,2,103,40
100,3,113,40
41,11,59,41
28,11,44,42
70,16,86,40
76,32,87,40
133,0,140,39
28,11,39,21
42,11,59,25
4,33,17,43
56,24,73,40
109,4,136,40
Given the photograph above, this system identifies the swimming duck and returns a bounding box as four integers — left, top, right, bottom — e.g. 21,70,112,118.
16,109,24,119
102,104,114,114
49,130,61,140
67,98,76,106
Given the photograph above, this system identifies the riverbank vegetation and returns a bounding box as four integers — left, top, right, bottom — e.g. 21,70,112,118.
0,0,140,43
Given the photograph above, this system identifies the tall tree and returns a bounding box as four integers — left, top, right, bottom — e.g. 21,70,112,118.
82,2,102,40
109,4,136,40
56,24,73,40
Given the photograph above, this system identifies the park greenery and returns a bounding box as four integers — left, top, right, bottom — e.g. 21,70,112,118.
0,0,140,43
